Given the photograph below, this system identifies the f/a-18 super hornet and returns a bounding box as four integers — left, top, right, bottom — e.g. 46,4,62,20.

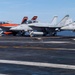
10,15,71,37
0,16,37,35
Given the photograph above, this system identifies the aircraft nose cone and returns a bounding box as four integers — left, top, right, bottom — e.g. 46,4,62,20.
10,27,16,30
61,26,67,30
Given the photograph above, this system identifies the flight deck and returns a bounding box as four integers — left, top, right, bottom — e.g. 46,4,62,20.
0,36,75,75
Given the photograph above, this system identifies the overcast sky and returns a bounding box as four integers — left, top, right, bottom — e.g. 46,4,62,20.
0,0,75,23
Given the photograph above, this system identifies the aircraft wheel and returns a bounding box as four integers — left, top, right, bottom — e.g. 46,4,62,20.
52,32,57,36
13,33,17,36
12,31,18,36
17,30,25,36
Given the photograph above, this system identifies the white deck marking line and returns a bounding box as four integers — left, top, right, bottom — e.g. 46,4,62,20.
43,41,70,44
0,60,75,70
0,41,72,44
54,48,75,51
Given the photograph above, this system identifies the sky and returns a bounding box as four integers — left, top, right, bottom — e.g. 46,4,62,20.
0,0,75,23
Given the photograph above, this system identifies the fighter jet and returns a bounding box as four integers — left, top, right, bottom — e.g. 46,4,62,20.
0,16,37,35
10,15,70,37
0,21,18,35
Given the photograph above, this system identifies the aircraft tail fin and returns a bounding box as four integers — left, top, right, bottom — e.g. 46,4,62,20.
57,15,69,27
50,16,58,25
65,18,73,25
21,16,28,24
31,16,38,20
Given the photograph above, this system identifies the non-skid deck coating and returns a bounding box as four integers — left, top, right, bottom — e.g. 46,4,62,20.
0,36,75,75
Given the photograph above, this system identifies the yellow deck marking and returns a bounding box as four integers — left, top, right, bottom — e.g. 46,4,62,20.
0,45,75,51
